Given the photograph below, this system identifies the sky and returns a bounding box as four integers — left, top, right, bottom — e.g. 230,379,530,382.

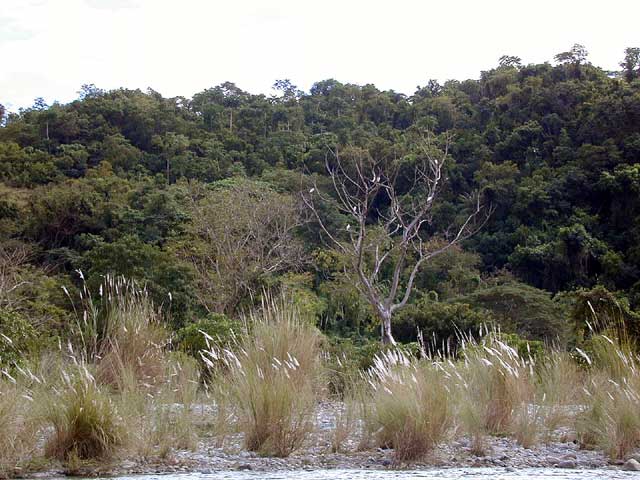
1,0,639,111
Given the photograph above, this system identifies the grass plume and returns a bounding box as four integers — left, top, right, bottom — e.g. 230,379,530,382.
202,295,322,457
365,349,452,461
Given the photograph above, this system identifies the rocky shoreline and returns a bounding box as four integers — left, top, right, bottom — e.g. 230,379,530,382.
23,402,640,478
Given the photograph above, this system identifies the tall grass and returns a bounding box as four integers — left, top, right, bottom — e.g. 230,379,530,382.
44,275,194,465
365,349,452,461
202,296,321,457
453,333,535,453
6,271,640,471
43,363,124,462
576,334,640,459
536,352,583,441
69,274,169,390
119,353,200,459
330,392,359,453
345,331,585,459
0,369,42,478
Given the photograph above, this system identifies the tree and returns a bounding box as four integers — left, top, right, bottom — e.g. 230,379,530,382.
459,276,567,342
304,133,489,344
273,79,302,102
554,44,589,79
620,47,640,82
498,55,522,69
77,84,105,100
554,44,589,65
83,235,194,326
176,179,306,314
567,285,640,344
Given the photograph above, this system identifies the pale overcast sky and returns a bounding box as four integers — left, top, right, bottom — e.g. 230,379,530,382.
1,0,639,111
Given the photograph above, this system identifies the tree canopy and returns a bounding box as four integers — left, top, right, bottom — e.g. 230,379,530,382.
2,45,640,347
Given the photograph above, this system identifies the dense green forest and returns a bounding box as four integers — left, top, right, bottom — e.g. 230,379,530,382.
2,45,640,361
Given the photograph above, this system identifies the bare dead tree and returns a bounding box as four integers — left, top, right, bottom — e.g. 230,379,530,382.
303,133,491,344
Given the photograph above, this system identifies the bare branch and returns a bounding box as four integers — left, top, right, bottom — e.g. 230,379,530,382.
304,132,488,344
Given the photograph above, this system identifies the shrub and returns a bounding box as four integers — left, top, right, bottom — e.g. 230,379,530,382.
366,350,452,461
202,296,322,457
499,332,544,360
276,272,327,323
458,279,568,342
392,298,487,345
0,309,37,369
323,336,382,396
568,285,640,345
175,313,239,358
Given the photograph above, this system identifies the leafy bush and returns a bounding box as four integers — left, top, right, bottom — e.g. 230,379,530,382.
459,279,568,342
175,313,239,358
567,285,640,345
499,332,544,360
276,272,327,323
0,309,37,369
323,336,382,396
393,298,488,345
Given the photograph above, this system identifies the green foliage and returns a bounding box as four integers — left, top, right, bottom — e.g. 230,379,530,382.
393,298,488,345
1,53,640,355
498,332,545,360
314,249,374,336
323,336,383,395
82,235,194,326
459,277,568,342
413,246,483,300
175,313,239,358
565,285,640,345
175,178,304,315
0,309,37,368
275,273,327,323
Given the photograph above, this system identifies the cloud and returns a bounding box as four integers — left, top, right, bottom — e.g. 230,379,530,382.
0,71,72,111
0,16,36,44
83,0,138,10
1,0,639,111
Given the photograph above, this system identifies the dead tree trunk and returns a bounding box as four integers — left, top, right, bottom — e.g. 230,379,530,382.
303,132,490,344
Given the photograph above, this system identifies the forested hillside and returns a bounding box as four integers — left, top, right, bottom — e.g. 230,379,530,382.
2,46,640,357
